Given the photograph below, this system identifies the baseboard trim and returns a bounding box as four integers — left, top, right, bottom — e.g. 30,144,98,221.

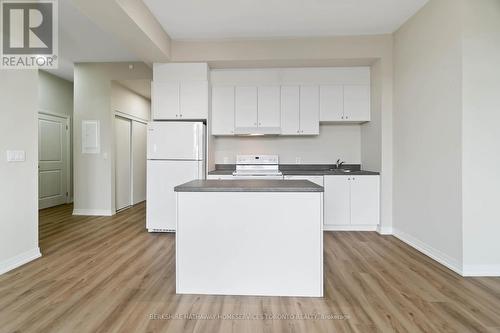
392,228,463,275
73,209,114,216
377,225,393,235
324,225,378,231
462,265,500,277
0,248,41,275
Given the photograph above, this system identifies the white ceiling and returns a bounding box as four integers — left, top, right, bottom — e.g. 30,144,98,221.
45,0,139,81
143,0,429,40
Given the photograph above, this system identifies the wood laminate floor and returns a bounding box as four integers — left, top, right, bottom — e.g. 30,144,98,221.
1,203,499,333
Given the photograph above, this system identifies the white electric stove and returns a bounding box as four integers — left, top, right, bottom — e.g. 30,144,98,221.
232,155,283,179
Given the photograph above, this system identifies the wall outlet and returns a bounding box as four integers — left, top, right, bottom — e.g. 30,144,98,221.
295,157,301,164
6,150,26,162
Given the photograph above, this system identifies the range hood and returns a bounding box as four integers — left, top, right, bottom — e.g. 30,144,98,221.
233,127,281,136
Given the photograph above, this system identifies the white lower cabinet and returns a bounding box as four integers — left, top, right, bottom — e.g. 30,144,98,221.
324,175,380,230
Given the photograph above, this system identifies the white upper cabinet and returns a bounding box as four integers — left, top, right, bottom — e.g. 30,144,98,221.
210,67,371,135
319,85,343,121
280,85,319,135
212,86,235,135
152,82,180,120
343,85,370,122
280,86,300,135
299,85,320,135
257,86,281,128
180,81,208,119
152,63,209,120
235,86,258,128
319,84,370,122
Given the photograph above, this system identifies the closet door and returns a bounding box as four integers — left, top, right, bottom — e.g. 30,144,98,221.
132,121,147,204
115,116,132,211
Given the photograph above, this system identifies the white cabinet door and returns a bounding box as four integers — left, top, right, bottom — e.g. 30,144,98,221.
235,86,258,128
152,82,179,120
180,81,208,119
257,86,280,128
324,176,351,226
320,85,344,121
280,86,300,135
212,86,235,135
350,176,380,226
344,85,370,122
284,175,324,187
299,85,320,135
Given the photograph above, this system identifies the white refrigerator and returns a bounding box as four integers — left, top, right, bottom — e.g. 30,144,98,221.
147,122,206,232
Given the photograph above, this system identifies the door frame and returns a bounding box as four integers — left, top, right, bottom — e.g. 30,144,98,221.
38,110,72,206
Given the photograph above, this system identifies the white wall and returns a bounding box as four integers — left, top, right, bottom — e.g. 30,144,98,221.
0,70,41,274
73,63,152,216
111,81,151,121
393,0,464,272
38,71,74,199
213,125,361,164
461,0,500,274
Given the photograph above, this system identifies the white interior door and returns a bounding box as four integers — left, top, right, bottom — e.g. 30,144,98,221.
38,113,68,209
115,116,132,211
132,121,147,204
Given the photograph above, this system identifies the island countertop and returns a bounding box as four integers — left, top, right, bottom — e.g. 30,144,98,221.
174,179,324,192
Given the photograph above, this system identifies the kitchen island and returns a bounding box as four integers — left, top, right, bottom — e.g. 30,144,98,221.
174,179,324,297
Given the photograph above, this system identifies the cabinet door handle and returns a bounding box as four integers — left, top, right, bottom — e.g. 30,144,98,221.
180,114,183,118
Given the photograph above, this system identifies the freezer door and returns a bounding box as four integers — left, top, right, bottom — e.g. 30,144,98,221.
146,160,204,232
147,122,205,160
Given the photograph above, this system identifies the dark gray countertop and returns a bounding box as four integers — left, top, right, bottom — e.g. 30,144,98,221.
207,164,380,176
174,180,324,192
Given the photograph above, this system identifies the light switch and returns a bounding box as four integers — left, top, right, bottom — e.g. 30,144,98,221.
6,150,26,162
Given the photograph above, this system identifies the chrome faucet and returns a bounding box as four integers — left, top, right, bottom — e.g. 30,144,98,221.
336,159,345,169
